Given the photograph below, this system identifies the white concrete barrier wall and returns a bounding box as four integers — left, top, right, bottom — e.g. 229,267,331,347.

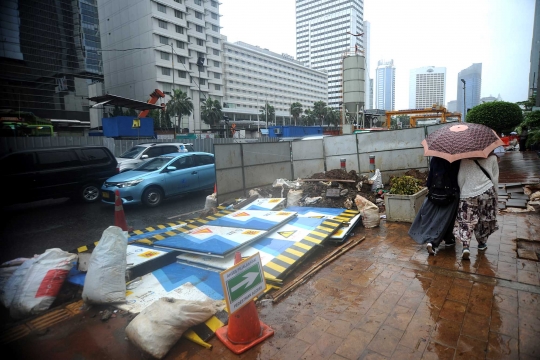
324,134,359,172
292,140,325,179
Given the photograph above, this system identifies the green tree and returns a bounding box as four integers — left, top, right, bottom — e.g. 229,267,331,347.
200,97,223,127
517,94,537,112
260,102,275,125
123,108,137,116
166,89,193,131
465,101,523,134
312,101,328,126
521,110,540,147
289,102,303,126
302,109,316,126
149,109,173,130
324,108,340,126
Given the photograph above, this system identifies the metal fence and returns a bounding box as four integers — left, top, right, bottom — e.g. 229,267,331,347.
0,136,279,157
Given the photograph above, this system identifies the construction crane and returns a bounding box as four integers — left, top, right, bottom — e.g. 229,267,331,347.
138,89,166,118
409,112,462,127
385,105,461,128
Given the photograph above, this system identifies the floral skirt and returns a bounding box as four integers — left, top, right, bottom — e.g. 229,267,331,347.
453,187,499,246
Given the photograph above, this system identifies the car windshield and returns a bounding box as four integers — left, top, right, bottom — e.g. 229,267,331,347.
134,156,174,171
119,146,146,159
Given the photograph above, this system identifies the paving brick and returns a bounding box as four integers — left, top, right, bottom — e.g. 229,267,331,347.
367,325,403,358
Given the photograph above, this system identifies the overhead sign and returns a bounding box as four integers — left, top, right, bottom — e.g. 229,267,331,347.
132,118,141,128
220,253,265,314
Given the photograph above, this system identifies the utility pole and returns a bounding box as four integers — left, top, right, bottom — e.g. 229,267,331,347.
170,43,177,134
256,94,260,133
265,94,268,129
461,79,466,121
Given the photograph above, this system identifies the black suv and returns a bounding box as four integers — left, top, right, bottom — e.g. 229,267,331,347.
1,146,117,205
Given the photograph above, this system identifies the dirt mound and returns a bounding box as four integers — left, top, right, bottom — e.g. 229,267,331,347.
403,169,428,186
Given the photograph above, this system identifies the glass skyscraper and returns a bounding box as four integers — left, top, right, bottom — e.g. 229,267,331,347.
375,59,395,111
457,63,482,116
0,0,103,122
296,0,364,109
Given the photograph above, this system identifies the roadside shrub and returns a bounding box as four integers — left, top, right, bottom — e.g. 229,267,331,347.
389,175,423,195
466,101,523,134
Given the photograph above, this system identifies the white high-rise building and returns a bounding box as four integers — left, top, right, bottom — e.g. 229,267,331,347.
375,59,396,111
409,66,446,109
296,0,364,109
97,0,223,132
222,40,328,125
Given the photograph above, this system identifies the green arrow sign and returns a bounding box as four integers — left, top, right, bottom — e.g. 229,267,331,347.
220,253,266,314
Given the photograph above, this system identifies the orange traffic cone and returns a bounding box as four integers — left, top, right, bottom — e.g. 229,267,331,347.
215,252,274,354
214,183,217,195
114,190,132,232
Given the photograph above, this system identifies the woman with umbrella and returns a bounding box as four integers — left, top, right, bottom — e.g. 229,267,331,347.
421,123,503,260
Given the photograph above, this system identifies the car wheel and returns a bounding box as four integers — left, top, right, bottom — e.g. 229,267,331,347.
142,187,163,207
81,183,100,203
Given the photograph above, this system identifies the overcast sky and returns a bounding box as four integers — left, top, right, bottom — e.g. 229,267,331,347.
220,0,535,109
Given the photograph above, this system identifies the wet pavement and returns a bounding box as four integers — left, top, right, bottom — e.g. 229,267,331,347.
4,151,540,360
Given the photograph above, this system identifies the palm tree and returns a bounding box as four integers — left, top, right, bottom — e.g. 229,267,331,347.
289,102,303,126
312,101,328,126
260,102,275,126
166,89,193,132
303,109,315,126
200,97,223,127
325,108,340,127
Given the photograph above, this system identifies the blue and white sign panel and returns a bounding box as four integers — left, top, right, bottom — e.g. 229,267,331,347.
205,210,297,231
241,198,286,211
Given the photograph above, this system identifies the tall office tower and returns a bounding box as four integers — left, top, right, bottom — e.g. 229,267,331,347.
375,59,396,110
222,40,327,125
369,78,374,109
457,63,482,116
296,0,364,109
0,0,104,124
530,0,540,104
97,0,223,132
447,100,457,112
409,66,446,109
364,21,371,109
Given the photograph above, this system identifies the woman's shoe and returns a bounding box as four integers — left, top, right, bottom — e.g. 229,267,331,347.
462,247,470,260
427,242,437,255
478,243,488,251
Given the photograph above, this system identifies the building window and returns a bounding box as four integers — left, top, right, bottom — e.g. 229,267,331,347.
211,0,218,7
174,10,183,18
196,38,204,46
161,67,170,76
214,73,221,79
200,79,206,85
176,40,184,49
157,3,166,13
198,52,205,58
211,12,218,20
213,60,220,67
215,84,221,90
174,0,181,3
158,20,168,29
161,82,172,93
178,70,187,78
213,49,219,55
195,11,203,19
196,25,203,32
212,24,219,32
160,52,170,60
173,25,182,34
212,37,218,44
159,35,169,45
177,55,185,63
194,0,202,5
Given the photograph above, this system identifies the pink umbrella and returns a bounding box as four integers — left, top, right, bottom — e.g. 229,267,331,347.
421,123,505,163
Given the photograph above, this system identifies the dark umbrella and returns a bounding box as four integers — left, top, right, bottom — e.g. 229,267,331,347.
421,123,504,163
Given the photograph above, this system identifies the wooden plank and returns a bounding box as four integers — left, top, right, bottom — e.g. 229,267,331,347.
299,179,356,183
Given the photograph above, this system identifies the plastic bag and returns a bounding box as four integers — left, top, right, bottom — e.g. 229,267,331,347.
354,195,380,228
82,226,128,304
287,189,303,207
370,169,383,192
126,297,222,359
10,249,77,319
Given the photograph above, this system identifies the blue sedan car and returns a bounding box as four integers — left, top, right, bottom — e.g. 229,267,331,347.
101,152,215,207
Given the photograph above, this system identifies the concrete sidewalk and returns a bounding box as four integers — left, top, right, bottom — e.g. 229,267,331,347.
6,152,540,360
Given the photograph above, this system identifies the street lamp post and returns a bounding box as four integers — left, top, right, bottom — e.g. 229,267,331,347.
461,79,466,121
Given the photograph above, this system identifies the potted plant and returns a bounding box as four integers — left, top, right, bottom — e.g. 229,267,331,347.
384,175,428,222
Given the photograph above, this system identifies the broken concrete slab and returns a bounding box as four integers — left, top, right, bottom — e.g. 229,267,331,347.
509,193,530,200
326,188,341,198
498,190,508,196
498,203,507,210
517,249,539,261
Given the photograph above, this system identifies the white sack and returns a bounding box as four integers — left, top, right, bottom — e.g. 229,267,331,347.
1,258,36,309
82,226,128,304
126,297,221,359
287,189,303,207
370,169,383,192
355,195,380,228
10,249,77,319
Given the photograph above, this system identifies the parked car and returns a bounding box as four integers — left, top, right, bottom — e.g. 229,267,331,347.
101,152,215,207
1,146,117,204
115,143,194,173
